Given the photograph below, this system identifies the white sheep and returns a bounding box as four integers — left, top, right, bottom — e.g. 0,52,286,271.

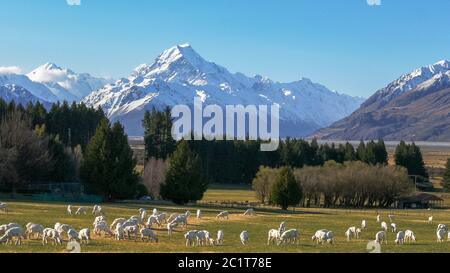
94,221,114,237
0,227,25,245
325,231,335,244
115,223,125,241
168,213,179,223
67,229,79,242
92,205,103,215
361,220,367,230
0,223,22,234
405,230,416,243
75,207,87,215
122,218,140,229
124,225,139,240
140,228,158,243
110,218,126,230
448,231,450,242
197,210,202,219
185,211,191,219
146,216,161,228
67,205,73,215
93,216,106,227
170,215,188,228
345,228,355,241
437,224,447,231
244,209,255,216
390,223,397,233
217,211,230,220
217,230,224,245
167,222,178,236
381,222,388,231
355,228,362,239
185,230,198,247
138,208,147,215
312,229,328,244
156,213,167,224
152,208,158,216
78,228,91,244
395,231,405,245
428,216,433,224
279,229,299,245
195,230,208,246
240,231,249,245
375,231,387,245
437,228,446,243
42,228,62,246
376,215,381,223
268,229,280,245
26,223,45,239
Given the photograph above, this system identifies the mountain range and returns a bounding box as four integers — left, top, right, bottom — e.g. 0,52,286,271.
83,44,364,136
313,60,450,141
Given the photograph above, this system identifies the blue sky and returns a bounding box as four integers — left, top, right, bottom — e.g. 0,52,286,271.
0,0,449,97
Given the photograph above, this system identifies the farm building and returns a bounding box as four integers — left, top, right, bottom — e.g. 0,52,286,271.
397,193,444,209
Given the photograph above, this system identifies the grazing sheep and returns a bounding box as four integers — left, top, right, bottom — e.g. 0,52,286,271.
115,223,125,241
78,228,91,244
57,224,75,239
138,208,147,215
216,230,224,245
167,222,177,236
67,205,72,215
185,230,198,247
67,229,79,242
437,224,447,231
122,218,140,229
279,222,287,235
279,229,299,245
395,231,405,245
355,228,362,239
168,213,180,223
391,223,397,233
110,218,126,230
124,225,139,240
240,231,249,245
405,230,416,243
197,210,202,219
217,211,229,220
448,231,450,242
376,215,381,223
312,230,328,244
54,223,61,232
170,215,188,228
92,205,103,215
325,231,335,244
381,222,388,231
345,228,355,241
0,223,22,235
185,211,191,219
146,216,161,228
375,231,387,245
244,209,255,216
93,216,106,227
428,216,433,224
361,220,367,230
42,228,62,246
94,221,114,237
75,207,87,215
152,208,158,216
437,228,446,243
156,213,167,224
268,229,280,245
140,228,158,243
195,230,208,246
26,223,45,239
0,202,8,213
0,227,25,245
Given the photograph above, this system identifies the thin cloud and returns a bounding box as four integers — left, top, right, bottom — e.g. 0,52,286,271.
0,66,22,74
66,0,81,6
367,0,381,6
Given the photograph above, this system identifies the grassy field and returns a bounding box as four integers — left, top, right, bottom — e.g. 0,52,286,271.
1,199,450,253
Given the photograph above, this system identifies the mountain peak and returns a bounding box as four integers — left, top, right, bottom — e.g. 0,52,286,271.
155,43,204,67
41,62,62,71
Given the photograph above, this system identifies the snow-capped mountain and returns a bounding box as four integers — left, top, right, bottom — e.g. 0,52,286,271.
84,44,364,136
0,71,59,102
27,63,112,102
313,60,450,141
0,84,51,107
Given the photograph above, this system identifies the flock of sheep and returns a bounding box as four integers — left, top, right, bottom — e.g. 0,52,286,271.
1,202,450,251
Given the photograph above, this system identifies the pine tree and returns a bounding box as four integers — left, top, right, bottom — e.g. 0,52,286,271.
270,167,302,210
80,119,140,200
395,141,428,179
143,107,176,160
160,141,207,205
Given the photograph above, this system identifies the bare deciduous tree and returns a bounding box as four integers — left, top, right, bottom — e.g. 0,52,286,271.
142,157,168,199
